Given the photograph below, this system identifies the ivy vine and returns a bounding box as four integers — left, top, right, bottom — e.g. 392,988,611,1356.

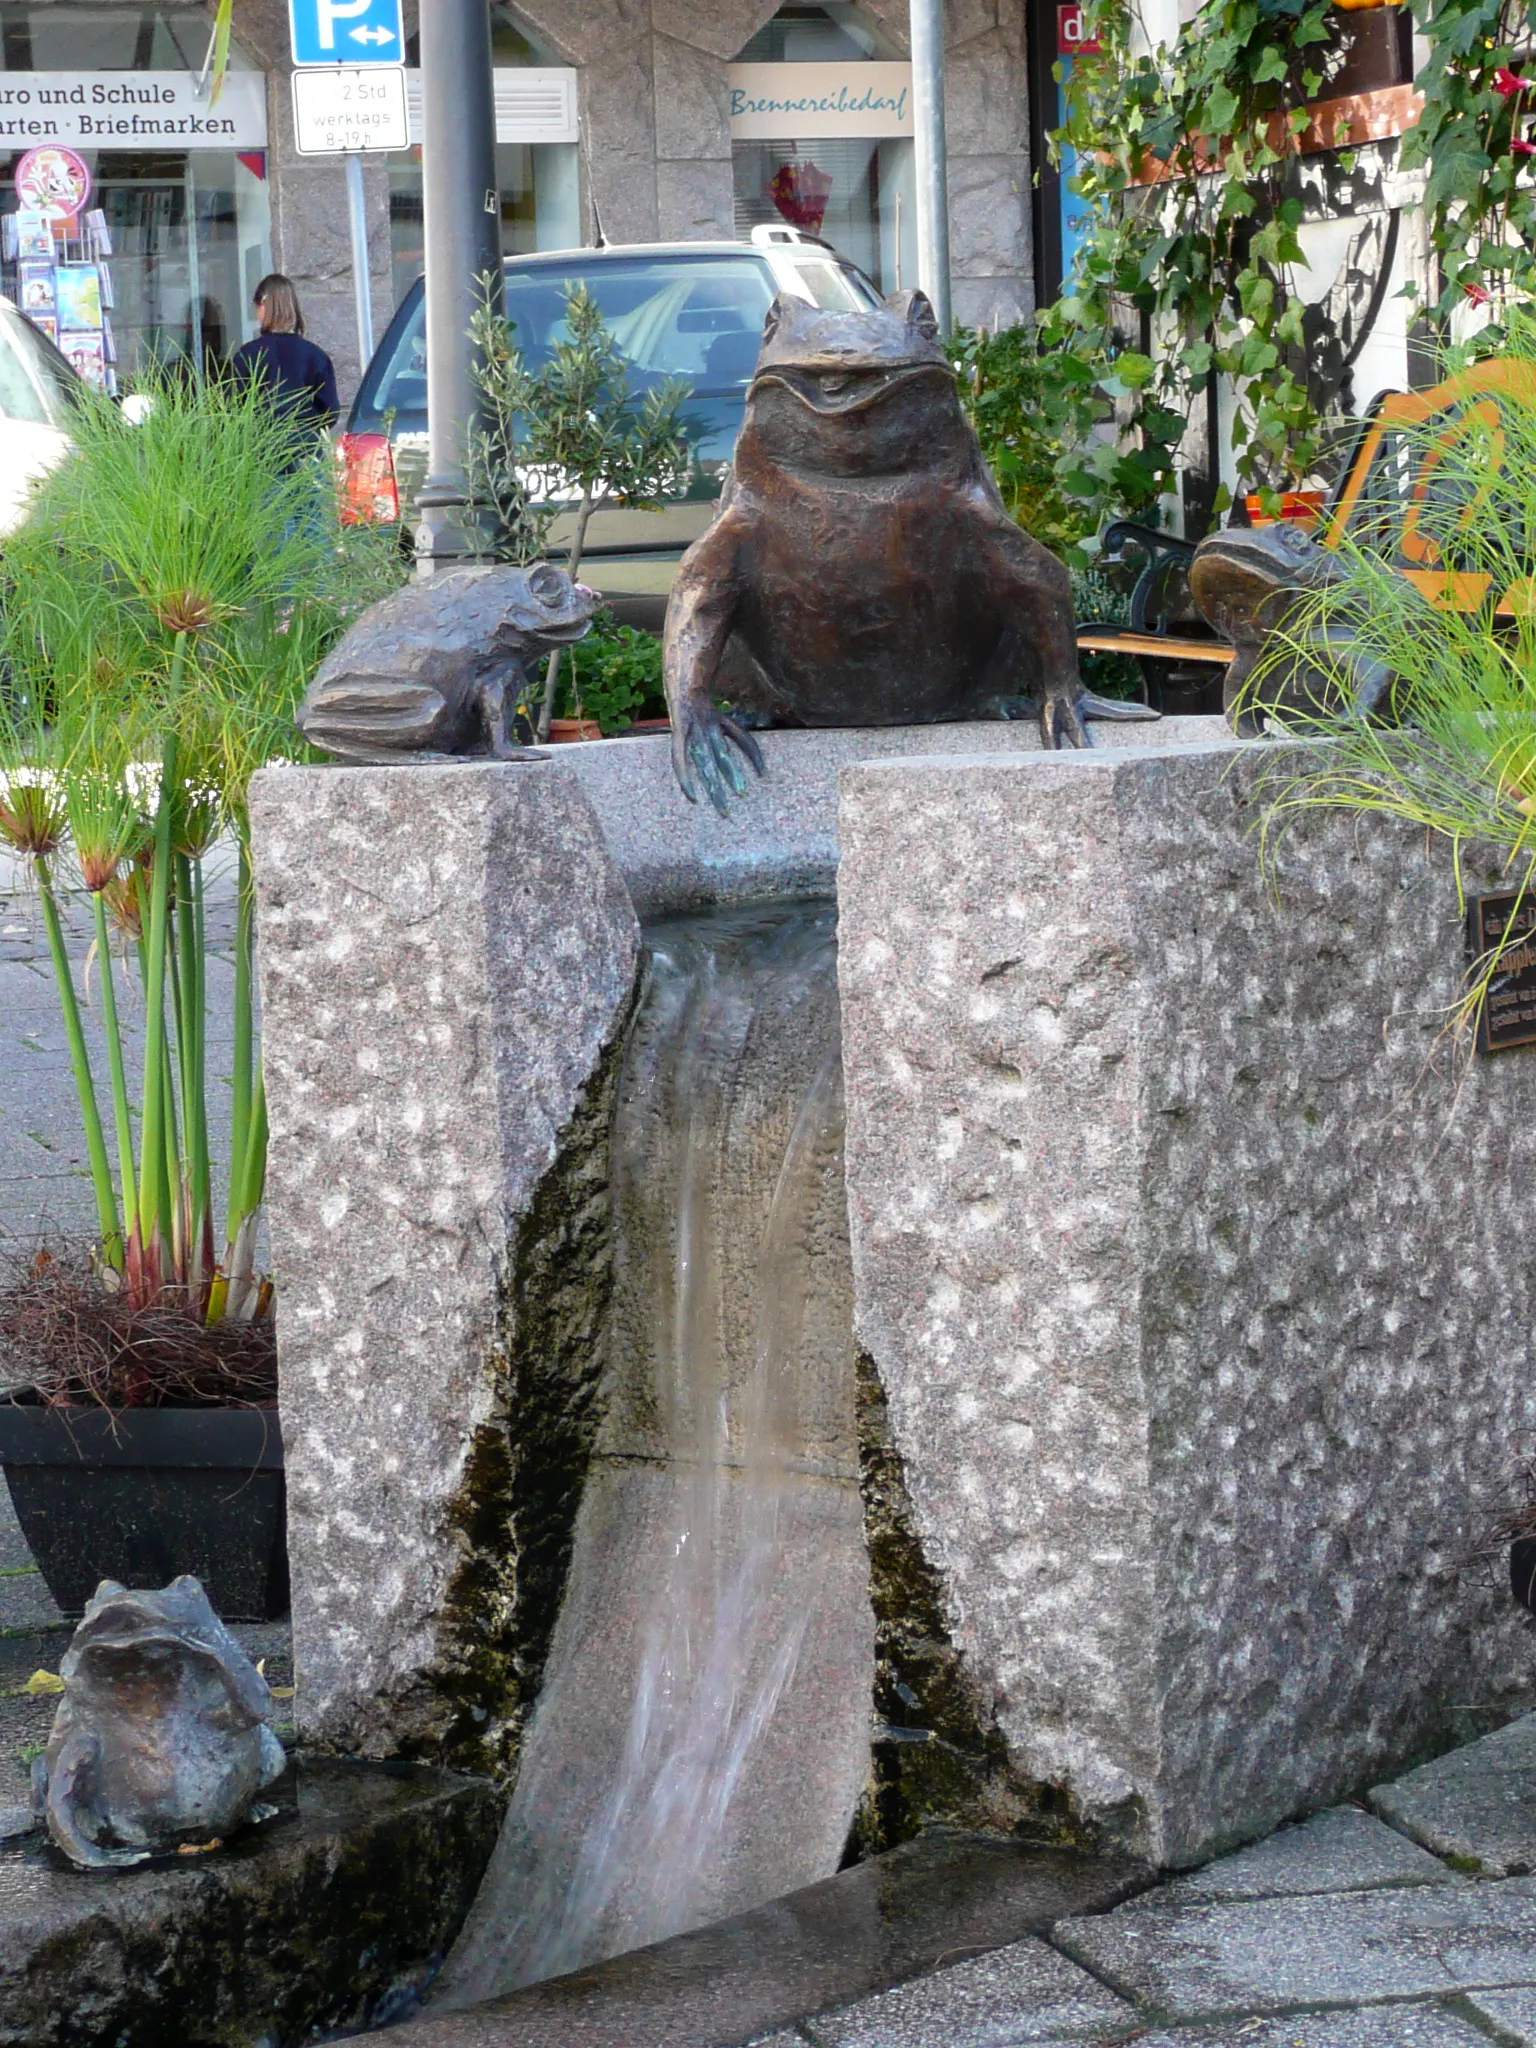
1399,0,1536,320
1034,0,1536,558
1038,0,1338,551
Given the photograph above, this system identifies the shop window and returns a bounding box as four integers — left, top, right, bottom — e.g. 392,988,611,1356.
735,3,901,62
730,4,915,294
389,7,580,309
0,3,256,72
0,8,270,385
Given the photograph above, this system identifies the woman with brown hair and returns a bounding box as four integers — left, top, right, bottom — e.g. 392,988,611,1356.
229,273,339,435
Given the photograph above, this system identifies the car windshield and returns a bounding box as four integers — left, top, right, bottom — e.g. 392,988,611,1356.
0,304,72,426
508,256,778,391
785,257,875,311
364,254,779,431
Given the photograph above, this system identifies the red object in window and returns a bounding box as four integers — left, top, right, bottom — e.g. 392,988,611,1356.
337,432,400,525
1057,6,1101,54
768,159,833,234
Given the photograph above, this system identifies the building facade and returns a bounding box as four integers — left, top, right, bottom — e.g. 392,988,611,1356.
0,0,1034,402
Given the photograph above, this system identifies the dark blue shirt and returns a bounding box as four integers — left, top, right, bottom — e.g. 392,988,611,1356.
229,331,340,434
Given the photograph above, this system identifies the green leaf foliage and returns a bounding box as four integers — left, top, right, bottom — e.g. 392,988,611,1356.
1250,315,1536,1038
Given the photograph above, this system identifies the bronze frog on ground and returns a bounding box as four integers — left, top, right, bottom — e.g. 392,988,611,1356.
663,288,1155,809
34,1575,285,1868
298,563,599,764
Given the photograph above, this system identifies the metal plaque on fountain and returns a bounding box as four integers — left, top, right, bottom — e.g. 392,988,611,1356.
1468,889,1536,1053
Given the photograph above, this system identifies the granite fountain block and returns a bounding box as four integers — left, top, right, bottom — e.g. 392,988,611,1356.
836,739,1536,1866
249,762,639,1759
250,723,1211,1766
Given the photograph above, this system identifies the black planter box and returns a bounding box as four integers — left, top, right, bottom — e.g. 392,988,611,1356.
0,1404,288,1621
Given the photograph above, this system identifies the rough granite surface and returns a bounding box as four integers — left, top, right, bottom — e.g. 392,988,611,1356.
249,763,638,1754
801,1936,1133,2045
837,741,1536,1865
248,724,1219,1760
1149,1805,1451,1902
1054,1876,1536,2018
543,719,1221,919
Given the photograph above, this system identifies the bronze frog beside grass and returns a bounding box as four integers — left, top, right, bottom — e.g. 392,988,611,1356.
663,288,1156,810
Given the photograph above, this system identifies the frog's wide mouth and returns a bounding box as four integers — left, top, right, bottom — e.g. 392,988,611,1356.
751,361,954,416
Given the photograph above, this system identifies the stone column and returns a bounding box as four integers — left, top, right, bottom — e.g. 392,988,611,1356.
864,0,1035,326
522,0,661,245
249,762,638,1764
837,740,1536,1866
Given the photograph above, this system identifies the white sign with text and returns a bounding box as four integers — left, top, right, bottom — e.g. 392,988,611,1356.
726,63,913,139
291,65,407,153
0,72,267,150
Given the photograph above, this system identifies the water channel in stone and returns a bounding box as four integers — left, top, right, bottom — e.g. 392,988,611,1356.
432,903,872,2008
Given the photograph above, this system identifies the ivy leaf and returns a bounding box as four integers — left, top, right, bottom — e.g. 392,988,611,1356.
1251,45,1290,83
1201,82,1241,132
1113,351,1156,388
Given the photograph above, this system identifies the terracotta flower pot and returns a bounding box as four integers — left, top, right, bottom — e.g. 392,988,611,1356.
546,718,604,743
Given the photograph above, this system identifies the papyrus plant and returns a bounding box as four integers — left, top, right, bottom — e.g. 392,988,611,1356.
1250,321,1536,1038
0,376,400,1323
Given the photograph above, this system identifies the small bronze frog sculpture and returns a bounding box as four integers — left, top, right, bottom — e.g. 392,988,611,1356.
1189,522,1391,733
34,1575,285,1868
298,563,599,764
663,288,1155,808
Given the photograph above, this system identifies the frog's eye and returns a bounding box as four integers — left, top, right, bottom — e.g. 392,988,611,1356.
527,564,567,606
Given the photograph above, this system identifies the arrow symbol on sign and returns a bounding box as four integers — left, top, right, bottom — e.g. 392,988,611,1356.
349,23,394,40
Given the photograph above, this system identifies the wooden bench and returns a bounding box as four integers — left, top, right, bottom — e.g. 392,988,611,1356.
1076,357,1536,708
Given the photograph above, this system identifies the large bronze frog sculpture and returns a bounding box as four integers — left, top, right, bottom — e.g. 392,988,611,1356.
34,1575,285,1868
663,288,1155,809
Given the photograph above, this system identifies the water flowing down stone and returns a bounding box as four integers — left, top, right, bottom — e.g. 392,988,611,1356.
433,903,873,2007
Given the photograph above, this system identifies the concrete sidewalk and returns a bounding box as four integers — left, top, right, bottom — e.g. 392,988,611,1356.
752,1720,1536,2048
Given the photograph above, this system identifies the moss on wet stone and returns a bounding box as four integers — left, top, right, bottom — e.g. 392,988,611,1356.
426,1002,635,1782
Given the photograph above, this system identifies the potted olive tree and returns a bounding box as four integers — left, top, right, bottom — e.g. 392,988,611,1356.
0,376,400,1617
467,279,693,739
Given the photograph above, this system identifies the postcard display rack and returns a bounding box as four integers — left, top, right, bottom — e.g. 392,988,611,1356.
4,205,117,392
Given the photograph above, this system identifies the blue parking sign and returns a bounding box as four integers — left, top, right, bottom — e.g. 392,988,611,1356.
289,0,403,65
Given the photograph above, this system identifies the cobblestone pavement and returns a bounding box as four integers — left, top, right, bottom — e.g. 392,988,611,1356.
753,1722,1536,2047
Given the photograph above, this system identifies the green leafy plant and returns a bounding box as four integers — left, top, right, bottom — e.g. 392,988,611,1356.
558,611,665,734
0,377,401,1327
948,323,1098,554
1044,0,1340,544
468,280,694,738
1249,317,1536,1037
1400,0,1536,325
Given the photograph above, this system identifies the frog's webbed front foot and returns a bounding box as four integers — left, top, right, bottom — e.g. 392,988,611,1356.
1000,688,1159,747
671,696,766,815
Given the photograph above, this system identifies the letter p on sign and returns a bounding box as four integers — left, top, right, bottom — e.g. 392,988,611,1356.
289,0,402,67
317,0,369,47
